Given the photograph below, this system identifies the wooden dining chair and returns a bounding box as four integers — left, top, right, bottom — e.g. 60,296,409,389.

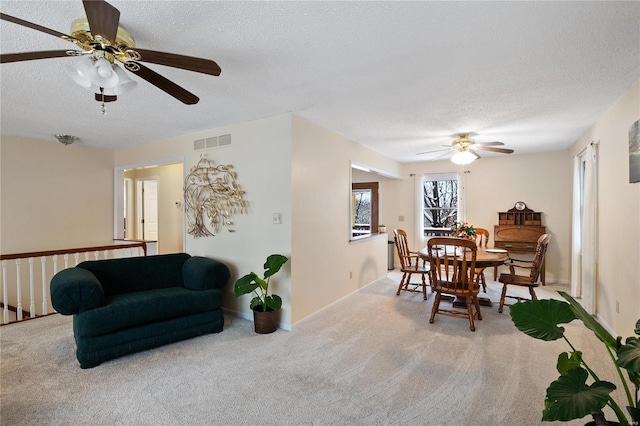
474,228,490,293
427,237,481,331
393,229,429,300
498,234,551,313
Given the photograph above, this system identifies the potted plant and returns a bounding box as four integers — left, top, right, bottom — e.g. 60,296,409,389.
510,291,640,426
233,254,288,334
378,224,387,233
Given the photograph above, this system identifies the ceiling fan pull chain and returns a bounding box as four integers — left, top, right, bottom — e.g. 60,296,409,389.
99,87,107,115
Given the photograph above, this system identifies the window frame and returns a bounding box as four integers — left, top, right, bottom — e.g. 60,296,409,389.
421,173,460,237
351,182,379,239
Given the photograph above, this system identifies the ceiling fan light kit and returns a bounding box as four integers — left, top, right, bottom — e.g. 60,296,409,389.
1,0,222,114
451,150,477,165
54,134,78,146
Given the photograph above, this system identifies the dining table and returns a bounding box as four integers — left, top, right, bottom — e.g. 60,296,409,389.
417,243,509,307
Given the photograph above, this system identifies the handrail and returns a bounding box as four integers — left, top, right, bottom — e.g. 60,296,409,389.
0,242,147,261
0,241,148,325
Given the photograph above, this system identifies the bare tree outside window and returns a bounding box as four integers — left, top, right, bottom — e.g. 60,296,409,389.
423,178,458,231
353,190,372,226
351,182,379,238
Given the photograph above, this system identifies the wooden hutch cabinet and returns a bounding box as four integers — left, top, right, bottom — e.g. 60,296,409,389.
494,202,547,284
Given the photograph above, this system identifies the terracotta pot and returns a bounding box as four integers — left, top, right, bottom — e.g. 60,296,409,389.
252,306,279,334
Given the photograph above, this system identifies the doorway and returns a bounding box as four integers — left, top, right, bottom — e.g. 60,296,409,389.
572,143,598,314
136,178,159,241
117,160,184,254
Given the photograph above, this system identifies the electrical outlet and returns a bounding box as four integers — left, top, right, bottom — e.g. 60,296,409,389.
616,300,619,313
350,271,353,279
273,213,282,224
399,215,405,222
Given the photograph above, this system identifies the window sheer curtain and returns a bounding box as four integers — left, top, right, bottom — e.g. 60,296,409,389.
571,142,598,314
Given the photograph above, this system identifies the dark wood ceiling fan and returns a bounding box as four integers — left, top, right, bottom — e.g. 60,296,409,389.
416,134,514,162
0,0,221,105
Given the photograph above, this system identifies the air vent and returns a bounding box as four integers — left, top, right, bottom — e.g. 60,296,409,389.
206,137,217,148
218,134,231,146
194,139,205,150
193,134,232,151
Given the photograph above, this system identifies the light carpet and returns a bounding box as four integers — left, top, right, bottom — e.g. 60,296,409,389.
0,274,623,425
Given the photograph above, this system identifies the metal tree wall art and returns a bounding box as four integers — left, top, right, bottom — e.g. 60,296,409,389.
184,157,248,237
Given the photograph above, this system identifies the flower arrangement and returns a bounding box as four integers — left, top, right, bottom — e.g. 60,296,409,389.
451,221,477,240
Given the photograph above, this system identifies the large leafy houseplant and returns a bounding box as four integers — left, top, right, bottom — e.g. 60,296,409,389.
234,254,288,312
510,291,640,426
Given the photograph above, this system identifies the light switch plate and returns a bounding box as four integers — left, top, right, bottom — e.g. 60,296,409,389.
273,213,282,224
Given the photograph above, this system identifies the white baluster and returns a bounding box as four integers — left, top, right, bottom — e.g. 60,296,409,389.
28,258,36,318
2,260,9,324
15,259,23,321
64,253,70,269
74,253,80,266
93,251,99,260
84,252,90,262
103,250,108,260
53,255,59,275
41,256,48,315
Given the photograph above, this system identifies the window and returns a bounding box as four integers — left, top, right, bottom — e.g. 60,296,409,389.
422,174,459,236
351,182,379,238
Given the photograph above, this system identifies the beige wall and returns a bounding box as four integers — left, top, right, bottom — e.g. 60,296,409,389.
123,163,184,254
0,135,114,253
378,151,572,283
291,115,400,325
570,77,640,337
4,77,636,336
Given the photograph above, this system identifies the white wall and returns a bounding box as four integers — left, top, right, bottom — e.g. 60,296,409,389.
116,114,295,327
570,78,640,337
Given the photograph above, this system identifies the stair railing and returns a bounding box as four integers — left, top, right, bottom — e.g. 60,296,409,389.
0,241,147,325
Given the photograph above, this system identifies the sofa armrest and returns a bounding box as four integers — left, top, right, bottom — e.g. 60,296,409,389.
50,268,105,315
182,256,230,291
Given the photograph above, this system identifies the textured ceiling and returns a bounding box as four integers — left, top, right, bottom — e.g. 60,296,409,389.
1,1,639,162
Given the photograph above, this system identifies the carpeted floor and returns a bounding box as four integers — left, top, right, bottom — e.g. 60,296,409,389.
0,274,624,425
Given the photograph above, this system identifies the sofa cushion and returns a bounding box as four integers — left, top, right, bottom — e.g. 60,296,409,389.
74,287,223,337
77,253,190,297
183,256,230,290
51,268,105,314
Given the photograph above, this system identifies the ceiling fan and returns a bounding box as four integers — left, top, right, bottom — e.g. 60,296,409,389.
416,134,514,164
0,0,221,111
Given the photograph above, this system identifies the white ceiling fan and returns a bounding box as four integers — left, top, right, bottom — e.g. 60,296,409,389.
416,134,514,164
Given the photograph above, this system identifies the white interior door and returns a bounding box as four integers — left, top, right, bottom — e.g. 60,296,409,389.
136,178,158,241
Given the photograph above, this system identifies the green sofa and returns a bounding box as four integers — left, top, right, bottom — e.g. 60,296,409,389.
50,253,230,368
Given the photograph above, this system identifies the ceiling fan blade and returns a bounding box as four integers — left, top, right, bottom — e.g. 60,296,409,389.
1,50,77,63
127,62,199,105
431,150,454,161
82,0,121,44
475,141,504,147
416,147,449,156
0,12,74,40
473,146,514,154
133,48,222,76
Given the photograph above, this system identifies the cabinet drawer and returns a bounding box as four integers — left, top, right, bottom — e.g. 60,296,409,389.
494,225,545,242
495,241,539,251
